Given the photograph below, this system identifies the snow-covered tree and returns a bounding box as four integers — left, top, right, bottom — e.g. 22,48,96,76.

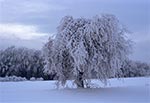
0,46,45,79
0,46,17,77
44,14,132,88
42,38,58,80
120,60,150,77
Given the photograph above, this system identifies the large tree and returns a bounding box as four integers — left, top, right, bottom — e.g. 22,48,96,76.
44,14,131,88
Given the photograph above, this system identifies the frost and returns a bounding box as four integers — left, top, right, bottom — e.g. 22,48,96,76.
44,14,132,88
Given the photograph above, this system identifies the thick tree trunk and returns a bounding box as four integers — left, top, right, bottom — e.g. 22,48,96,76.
76,72,84,88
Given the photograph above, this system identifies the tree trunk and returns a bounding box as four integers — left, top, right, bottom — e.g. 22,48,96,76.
76,72,84,88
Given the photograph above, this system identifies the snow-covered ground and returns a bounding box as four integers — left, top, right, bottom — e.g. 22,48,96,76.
0,77,149,103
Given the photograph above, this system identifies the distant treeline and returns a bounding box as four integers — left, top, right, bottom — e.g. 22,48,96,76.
0,46,55,80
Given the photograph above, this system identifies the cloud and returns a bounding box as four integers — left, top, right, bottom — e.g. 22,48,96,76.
0,0,67,14
130,39,150,63
22,1,67,13
128,30,150,63
0,37,47,50
0,23,49,40
0,0,149,62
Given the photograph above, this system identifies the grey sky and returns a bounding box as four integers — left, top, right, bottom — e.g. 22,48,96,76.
0,0,149,62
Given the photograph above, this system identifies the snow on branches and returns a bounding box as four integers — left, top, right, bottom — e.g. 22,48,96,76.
44,14,132,88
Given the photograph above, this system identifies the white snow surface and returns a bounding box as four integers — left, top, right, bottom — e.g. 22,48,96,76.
0,77,149,103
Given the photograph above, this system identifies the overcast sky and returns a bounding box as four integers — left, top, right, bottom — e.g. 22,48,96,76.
0,0,149,63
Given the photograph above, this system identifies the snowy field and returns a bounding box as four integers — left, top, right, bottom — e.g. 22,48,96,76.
0,77,149,103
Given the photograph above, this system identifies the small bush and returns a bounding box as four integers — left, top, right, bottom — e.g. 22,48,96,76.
0,76,27,82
